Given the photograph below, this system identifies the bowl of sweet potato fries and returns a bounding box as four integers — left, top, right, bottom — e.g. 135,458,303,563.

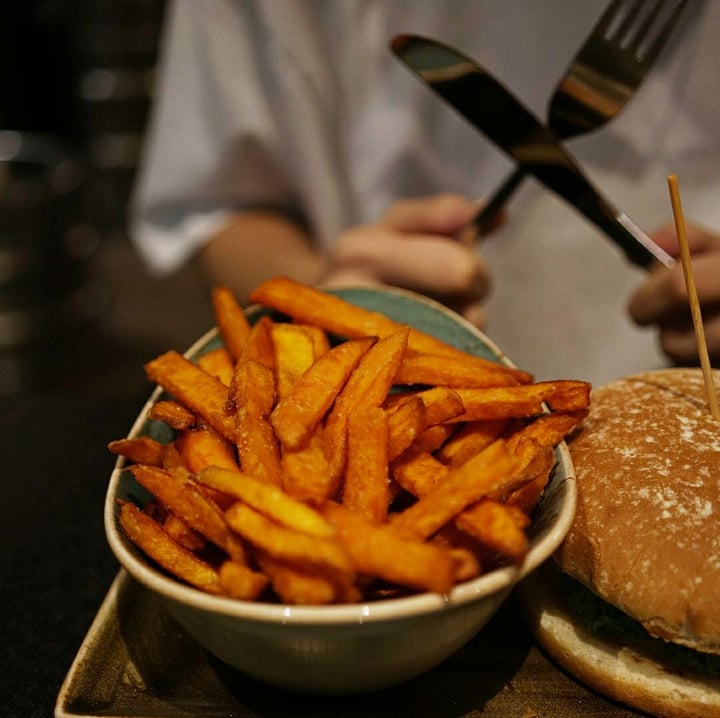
104,277,588,694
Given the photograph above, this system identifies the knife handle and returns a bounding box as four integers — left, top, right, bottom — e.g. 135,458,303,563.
460,167,527,243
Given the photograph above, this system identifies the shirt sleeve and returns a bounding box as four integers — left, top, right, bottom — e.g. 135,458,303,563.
129,0,299,274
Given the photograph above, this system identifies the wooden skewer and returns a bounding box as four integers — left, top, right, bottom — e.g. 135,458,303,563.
667,174,720,421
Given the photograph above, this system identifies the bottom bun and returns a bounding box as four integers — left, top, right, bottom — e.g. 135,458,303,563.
516,561,720,718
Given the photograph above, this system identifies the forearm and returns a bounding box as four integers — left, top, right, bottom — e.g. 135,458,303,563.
194,210,326,305
193,194,491,329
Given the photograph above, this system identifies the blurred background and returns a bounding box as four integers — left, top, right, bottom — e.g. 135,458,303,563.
1,0,214,398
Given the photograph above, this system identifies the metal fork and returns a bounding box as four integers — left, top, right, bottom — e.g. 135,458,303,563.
459,0,687,243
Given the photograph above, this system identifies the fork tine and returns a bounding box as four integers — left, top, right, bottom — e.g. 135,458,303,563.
626,0,664,50
593,0,624,37
611,0,648,41
634,0,686,63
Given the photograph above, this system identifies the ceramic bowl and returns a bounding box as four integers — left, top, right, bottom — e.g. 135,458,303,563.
104,286,577,695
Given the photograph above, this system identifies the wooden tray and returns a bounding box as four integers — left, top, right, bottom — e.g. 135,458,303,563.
56,570,641,717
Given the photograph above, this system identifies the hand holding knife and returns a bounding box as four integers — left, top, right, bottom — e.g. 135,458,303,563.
390,34,675,270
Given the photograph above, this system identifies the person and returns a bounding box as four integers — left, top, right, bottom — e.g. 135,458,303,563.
130,0,720,385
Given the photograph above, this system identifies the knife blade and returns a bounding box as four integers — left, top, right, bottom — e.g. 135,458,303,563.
390,33,674,269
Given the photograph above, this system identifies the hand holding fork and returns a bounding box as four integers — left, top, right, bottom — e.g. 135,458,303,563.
458,0,687,245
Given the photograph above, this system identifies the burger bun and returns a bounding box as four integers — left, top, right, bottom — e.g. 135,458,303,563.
517,368,720,717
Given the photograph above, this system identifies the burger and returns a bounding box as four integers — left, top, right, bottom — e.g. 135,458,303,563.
517,368,720,717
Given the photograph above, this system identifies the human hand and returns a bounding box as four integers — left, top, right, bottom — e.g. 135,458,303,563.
320,194,492,327
628,221,720,365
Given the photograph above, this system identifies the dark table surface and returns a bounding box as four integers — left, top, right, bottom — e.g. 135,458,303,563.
2,391,142,718
1,388,644,718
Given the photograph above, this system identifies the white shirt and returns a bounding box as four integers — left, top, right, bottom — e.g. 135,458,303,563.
131,0,720,384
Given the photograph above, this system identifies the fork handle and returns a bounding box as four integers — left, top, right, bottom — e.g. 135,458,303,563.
456,167,527,244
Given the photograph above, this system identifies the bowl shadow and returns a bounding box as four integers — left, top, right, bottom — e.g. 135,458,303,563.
110,575,532,717
208,597,533,716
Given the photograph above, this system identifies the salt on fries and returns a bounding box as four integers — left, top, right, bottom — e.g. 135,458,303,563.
109,277,589,604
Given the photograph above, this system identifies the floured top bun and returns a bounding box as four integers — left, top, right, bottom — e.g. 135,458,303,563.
557,367,720,655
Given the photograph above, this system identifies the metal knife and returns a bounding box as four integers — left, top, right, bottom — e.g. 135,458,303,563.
390,33,674,269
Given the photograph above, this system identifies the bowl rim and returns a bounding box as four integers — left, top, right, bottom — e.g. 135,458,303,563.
104,285,577,625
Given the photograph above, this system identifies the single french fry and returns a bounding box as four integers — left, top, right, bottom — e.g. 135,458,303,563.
261,558,336,604
249,276,404,341
383,386,463,423
395,350,530,388
162,511,207,552
232,359,282,486
413,423,457,453
175,425,241,474
197,465,336,539
450,380,591,422
211,285,251,361
390,440,525,540
225,502,354,580
224,317,276,417
161,441,190,474
238,314,275,369
147,400,197,430
545,382,592,411
256,553,342,605
297,322,331,359
197,346,235,386
108,436,165,466
454,499,530,562
390,445,450,497
180,480,246,557
321,501,459,595
415,386,466,425
502,434,558,513
506,468,553,515
129,465,247,563
445,546,482,581
343,407,390,523
172,427,236,507
387,395,428,460
271,322,317,399
271,336,376,451
144,351,235,441
430,527,483,581
118,501,222,594
218,560,269,600
232,355,275,415
509,436,556,487
248,277,532,384
435,419,509,467
450,388,544,422
504,410,588,452
324,327,410,481
280,426,335,503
